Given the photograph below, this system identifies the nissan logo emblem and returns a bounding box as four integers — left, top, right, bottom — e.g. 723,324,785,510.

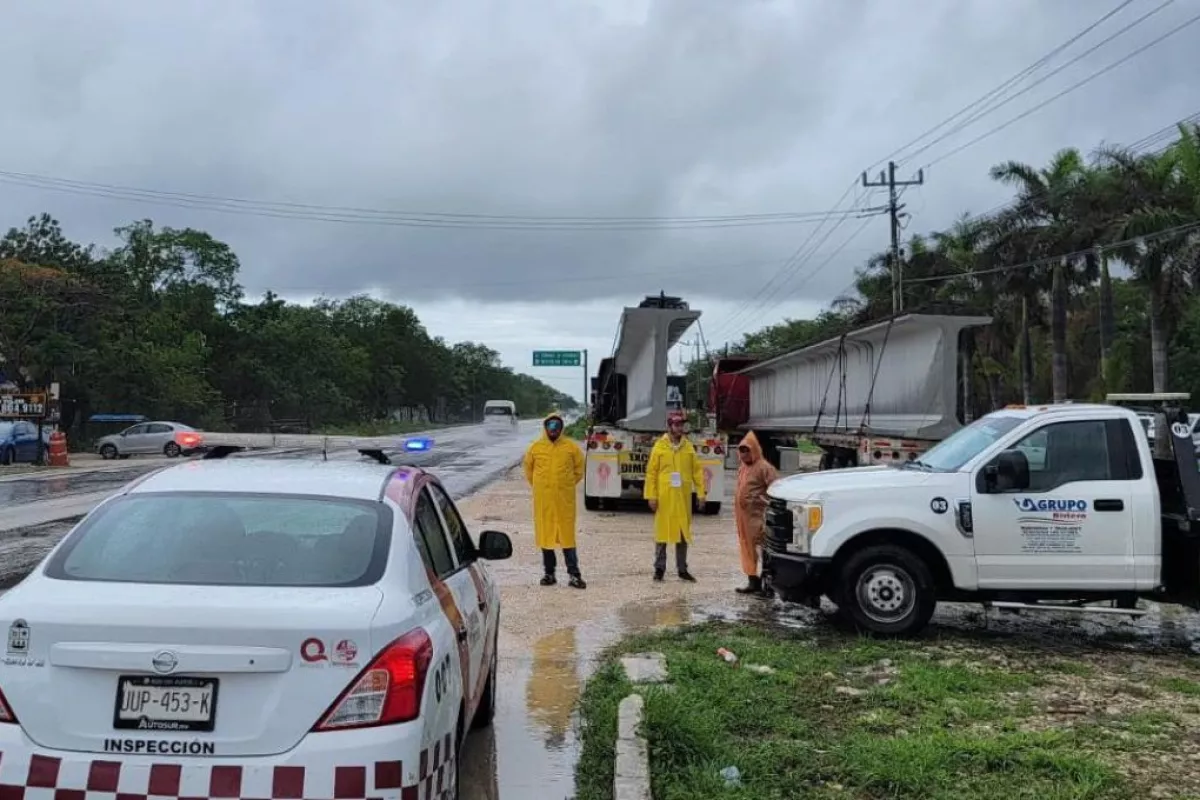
151,651,178,674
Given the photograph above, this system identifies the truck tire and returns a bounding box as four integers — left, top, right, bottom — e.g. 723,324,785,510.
835,544,936,636
584,495,600,511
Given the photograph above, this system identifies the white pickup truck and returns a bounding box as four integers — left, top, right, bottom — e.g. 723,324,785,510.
763,399,1200,635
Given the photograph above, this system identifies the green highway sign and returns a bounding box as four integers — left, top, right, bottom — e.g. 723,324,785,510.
533,350,582,367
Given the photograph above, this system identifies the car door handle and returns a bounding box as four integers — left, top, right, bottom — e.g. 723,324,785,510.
456,628,468,643
1094,499,1125,512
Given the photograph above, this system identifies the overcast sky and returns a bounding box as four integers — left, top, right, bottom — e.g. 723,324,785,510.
2,0,1197,399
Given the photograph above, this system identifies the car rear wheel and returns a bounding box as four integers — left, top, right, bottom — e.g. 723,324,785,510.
472,637,498,729
99,444,118,460
0,447,12,466
701,501,722,515
163,441,181,458
584,495,600,511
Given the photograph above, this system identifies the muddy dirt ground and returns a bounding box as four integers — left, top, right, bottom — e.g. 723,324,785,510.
451,464,748,799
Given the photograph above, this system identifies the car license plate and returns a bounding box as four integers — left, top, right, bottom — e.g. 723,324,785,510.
114,675,218,732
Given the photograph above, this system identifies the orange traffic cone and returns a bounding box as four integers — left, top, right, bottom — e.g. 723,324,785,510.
48,430,70,467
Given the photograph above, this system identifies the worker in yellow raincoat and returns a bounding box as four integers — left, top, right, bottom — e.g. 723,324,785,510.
644,412,704,582
523,413,587,589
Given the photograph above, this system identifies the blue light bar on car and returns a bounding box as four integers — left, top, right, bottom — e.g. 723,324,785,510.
402,437,433,452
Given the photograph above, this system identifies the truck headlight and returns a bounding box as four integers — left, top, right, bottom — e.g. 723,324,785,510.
786,502,823,554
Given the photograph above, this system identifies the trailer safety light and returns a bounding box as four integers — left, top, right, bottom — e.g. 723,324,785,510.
714,445,724,455
613,441,623,451
587,440,598,450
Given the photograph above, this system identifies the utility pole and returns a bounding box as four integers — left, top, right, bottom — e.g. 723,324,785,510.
862,161,925,314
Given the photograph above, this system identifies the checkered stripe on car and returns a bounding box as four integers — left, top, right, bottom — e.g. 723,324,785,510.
417,733,454,800
0,741,455,800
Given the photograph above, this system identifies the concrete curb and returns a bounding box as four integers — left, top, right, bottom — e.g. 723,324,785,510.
613,694,652,800
613,651,666,799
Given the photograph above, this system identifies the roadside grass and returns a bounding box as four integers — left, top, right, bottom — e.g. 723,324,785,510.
575,623,1200,800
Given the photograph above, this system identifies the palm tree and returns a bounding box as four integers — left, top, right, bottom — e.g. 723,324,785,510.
988,149,1096,403
1100,125,1200,392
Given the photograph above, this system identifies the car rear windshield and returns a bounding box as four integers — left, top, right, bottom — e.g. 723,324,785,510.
484,406,513,416
44,492,392,587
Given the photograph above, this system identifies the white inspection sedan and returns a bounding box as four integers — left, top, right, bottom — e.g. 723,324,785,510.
0,435,511,800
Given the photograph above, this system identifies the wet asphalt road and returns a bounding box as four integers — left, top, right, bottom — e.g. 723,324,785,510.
0,421,539,508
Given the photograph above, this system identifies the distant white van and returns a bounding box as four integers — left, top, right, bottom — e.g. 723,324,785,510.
483,400,519,429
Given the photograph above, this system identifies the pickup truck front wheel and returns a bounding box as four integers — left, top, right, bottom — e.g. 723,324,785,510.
836,545,936,636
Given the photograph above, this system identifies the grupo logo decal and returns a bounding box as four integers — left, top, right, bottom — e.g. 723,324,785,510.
300,638,328,663
1012,498,1088,513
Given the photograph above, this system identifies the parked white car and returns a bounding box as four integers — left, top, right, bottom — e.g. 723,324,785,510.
0,438,511,799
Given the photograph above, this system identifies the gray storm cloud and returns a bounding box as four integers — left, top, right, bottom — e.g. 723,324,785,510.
0,0,1195,307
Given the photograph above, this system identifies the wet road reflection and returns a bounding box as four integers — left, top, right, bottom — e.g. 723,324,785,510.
525,629,580,752
0,467,156,505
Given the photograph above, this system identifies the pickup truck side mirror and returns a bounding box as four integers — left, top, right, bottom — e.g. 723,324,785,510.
478,530,513,561
980,449,1031,493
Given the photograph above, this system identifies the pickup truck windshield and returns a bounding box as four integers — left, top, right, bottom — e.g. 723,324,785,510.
912,415,1025,472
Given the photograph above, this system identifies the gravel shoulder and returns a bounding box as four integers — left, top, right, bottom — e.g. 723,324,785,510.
454,463,744,649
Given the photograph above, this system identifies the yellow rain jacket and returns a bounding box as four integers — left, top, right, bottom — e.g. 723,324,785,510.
523,414,585,550
643,433,706,544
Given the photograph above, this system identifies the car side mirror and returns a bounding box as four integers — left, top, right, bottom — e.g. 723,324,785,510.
478,530,513,561
980,449,1030,493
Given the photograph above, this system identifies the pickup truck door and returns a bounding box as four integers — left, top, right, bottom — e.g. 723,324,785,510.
970,418,1137,589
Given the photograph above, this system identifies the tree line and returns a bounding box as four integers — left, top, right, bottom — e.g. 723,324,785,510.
706,122,1200,413
0,215,576,435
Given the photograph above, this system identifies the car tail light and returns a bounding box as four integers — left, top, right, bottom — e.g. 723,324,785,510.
312,629,433,731
613,442,623,451
587,440,598,450
175,431,203,449
714,445,725,455
0,687,18,723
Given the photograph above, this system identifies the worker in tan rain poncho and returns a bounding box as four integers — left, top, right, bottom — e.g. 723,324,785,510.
523,413,587,589
644,412,704,582
733,431,778,596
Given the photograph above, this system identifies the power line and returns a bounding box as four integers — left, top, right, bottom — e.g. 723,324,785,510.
706,2,1144,345
710,194,883,345
904,218,1200,285
0,169,863,231
869,0,1140,170
898,0,1176,167
922,8,1200,170
704,183,875,342
718,108,1198,348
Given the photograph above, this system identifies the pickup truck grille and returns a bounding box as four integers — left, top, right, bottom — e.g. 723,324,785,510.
764,497,793,554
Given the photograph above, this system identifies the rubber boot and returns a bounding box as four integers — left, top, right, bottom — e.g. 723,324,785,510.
736,576,762,595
